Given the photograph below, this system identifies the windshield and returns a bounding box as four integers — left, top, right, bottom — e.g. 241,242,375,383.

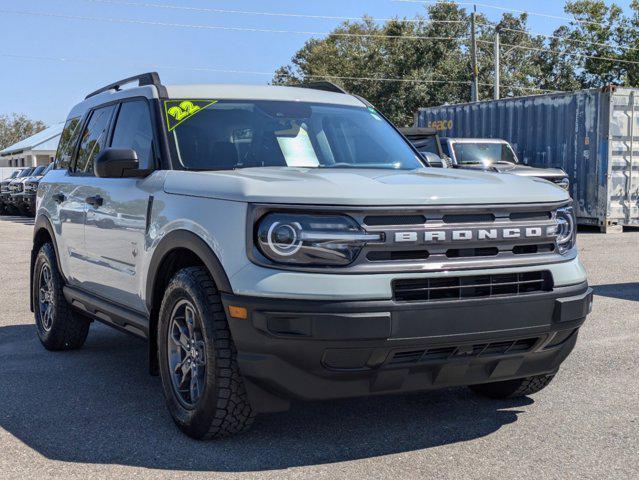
31,165,46,176
168,100,423,170
18,168,34,178
452,142,517,165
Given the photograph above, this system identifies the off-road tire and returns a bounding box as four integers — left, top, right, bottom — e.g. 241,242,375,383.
158,266,255,440
33,243,90,350
470,374,555,399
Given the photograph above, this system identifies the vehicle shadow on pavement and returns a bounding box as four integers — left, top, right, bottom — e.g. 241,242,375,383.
592,282,639,302
0,322,533,472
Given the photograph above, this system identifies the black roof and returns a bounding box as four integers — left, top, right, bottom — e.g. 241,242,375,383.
399,127,439,139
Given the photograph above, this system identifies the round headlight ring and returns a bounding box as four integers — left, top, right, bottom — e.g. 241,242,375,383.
267,221,302,256
556,207,575,253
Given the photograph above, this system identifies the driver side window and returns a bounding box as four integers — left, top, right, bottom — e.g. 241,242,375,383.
110,100,155,170
74,105,116,175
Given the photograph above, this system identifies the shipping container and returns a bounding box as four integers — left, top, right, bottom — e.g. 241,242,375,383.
415,86,639,231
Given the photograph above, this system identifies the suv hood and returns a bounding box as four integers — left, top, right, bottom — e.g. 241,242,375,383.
463,163,567,179
164,167,569,205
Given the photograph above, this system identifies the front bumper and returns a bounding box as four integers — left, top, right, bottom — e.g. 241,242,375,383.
22,193,36,211
222,282,592,412
8,193,24,205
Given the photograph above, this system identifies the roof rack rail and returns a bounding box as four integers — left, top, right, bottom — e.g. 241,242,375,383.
85,72,164,99
300,81,348,94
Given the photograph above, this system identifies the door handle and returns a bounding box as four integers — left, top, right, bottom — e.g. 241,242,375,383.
52,193,65,204
85,195,104,208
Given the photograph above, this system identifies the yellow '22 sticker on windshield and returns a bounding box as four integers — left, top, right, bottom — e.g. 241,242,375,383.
164,100,218,131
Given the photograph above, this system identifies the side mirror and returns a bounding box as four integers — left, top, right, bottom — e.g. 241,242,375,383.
94,148,144,178
421,151,445,168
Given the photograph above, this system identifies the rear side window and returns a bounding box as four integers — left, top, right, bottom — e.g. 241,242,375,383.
74,105,116,175
414,137,440,155
110,100,154,169
55,117,82,170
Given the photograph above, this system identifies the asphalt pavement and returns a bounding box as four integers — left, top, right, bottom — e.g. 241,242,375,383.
0,216,637,479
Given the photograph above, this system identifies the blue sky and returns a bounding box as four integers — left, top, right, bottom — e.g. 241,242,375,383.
0,0,632,125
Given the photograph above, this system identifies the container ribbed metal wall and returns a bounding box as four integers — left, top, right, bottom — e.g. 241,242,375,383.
416,87,639,230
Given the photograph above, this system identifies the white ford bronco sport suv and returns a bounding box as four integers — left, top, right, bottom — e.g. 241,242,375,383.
31,73,592,439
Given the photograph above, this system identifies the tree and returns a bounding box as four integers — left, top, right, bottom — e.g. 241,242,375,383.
273,3,563,125
273,0,639,125
0,113,46,151
559,1,627,87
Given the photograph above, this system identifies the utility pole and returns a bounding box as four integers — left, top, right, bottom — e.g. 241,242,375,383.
494,27,500,100
470,5,479,102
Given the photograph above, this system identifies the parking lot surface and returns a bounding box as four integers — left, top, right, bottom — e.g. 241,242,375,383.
0,216,637,480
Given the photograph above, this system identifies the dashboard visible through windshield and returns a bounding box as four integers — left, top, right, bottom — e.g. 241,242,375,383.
167,100,423,171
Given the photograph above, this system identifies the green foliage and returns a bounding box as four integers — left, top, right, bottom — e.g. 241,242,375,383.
0,113,46,151
273,1,639,125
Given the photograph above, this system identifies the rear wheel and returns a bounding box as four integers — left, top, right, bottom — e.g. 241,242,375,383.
158,266,255,439
469,374,555,399
33,243,90,350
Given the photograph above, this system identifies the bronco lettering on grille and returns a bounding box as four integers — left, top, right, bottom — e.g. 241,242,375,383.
394,226,557,243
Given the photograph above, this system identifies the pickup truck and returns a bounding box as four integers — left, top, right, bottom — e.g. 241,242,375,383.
439,137,570,190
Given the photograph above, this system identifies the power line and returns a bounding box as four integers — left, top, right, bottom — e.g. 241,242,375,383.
83,0,467,25
393,1,639,64
393,0,612,27
0,52,561,93
5,8,636,68
0,9,466,41
479,39,639,66
87,0,637,56
478,24,639,55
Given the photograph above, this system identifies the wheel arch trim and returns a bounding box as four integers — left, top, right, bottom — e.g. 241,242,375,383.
31,214,65,312
146,229,233,312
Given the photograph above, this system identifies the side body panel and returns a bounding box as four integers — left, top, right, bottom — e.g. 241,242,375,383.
80,174,163,313
40,169,90,286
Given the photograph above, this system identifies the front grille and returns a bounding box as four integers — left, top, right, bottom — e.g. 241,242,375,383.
355,204,567,272
363,215,426,226
387,337,540,366
249,202,571,274
367,250,429,261
446,247,499,258
393,271,553,302
442,213,496,223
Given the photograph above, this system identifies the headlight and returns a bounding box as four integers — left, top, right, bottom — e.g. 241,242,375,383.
555,206,576,254
554,177,570,191
256,213,382,266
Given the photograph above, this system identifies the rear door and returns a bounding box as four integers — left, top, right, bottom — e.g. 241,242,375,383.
47,116,86,282
60,105,117,284
80,99,157,313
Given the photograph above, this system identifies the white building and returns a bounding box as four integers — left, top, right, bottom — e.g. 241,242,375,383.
0,123,63,168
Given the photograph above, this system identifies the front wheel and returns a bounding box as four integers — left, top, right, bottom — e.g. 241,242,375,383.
469,374,555,399
158,267,255,439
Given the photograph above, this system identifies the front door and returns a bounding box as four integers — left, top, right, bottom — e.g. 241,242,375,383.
80,99,157,314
